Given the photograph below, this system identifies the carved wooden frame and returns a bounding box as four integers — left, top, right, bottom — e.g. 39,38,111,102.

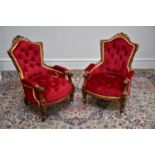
82,33,139,114
8,35,74,121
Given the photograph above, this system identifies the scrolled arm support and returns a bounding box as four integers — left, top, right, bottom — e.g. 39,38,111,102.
83,63,96,80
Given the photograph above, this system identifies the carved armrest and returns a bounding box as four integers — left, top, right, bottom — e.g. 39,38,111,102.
45,65,73,83
21,79,44,92
53,65,68,73
83,63,96,78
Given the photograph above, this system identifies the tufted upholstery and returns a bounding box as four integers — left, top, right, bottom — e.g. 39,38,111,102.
83,33,138,98
85,73,125,97
8,37,73,105
32,75,73,104
12,40,60,79
103,38,133,75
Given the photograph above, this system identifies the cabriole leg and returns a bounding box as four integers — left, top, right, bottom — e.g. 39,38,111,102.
38,92,47,122
70,87,75,102
24,97,29,105
39,104,47,122
120,97,126,114
82,89,87,104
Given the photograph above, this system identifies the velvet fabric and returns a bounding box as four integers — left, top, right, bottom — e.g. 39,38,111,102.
11,39,73,105
22,79,38,87
103,38,134,75
85,63,96,72
33,75,72,104
85,73,125,97
53,65,68,73
84,37,135,97
12,40,62,79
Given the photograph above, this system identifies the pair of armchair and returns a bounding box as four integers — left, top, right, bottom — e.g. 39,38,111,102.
8,33,138,121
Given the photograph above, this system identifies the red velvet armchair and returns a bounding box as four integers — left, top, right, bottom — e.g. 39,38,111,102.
82,33,139,114
8,36,74,121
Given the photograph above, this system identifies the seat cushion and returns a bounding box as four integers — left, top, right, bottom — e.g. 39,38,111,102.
32,75,73,104
85,73,125,97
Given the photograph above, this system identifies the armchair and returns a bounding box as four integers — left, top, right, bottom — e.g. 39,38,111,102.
8,36,74,121
82,33,139,114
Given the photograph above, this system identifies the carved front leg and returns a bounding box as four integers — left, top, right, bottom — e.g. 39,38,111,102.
120,78,130,114
120,97,126,114
36,86,47,122
82,88,87,104
65,71,74,102
24,97,31,105
82,71,89,104
70,87,75,102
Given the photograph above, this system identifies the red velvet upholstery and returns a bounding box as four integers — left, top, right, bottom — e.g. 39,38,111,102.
9,37,73,105
83,34,138,98
53,65,68,73
85,63,96,72
12,40,63,79
85,72,126,97
32,75,72,104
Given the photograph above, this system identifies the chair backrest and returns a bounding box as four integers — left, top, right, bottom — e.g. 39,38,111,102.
100,33,138,75
8,36,44,79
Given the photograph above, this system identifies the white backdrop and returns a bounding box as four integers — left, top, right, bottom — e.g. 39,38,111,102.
0,26,155,70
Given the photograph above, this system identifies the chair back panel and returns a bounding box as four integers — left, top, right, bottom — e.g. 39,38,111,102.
101,37,135,75
11,40,44,79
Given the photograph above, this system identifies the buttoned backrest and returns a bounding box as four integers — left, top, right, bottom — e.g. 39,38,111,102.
100,35,137,76
9,39,44,79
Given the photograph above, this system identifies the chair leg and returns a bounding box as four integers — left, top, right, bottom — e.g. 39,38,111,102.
24,97,29,105
120,97,126,114
39,104,47,122
82,89,87,104
70,88,75,102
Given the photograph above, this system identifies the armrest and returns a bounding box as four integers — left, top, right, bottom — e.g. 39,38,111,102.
84,63,96,72
53,65,68,73
22,79,38,87
21,79,44,92
53,65,73,81
83,63,96,78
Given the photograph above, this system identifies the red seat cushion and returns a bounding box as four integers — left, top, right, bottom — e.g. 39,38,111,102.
85,73,125,97
32,75,73,104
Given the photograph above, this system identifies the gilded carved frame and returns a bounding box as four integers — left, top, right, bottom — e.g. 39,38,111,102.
8,35,74,121
89,33,139,74
82,33,139,104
